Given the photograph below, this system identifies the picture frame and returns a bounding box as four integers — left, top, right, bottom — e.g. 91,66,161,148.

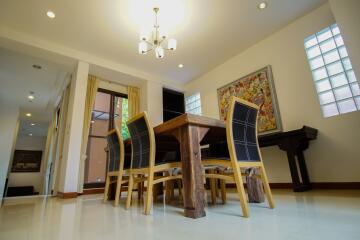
217,65,282,135
11,150,42,172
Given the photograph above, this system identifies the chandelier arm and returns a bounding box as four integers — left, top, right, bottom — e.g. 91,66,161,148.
144,40,154,47
164,48,176,51
143,47,154,53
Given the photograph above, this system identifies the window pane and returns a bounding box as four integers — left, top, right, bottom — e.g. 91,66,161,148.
315,79,331,92
338,46,348,58
186,93,201,115
91,92,110,136
338,98,357,114
355,96,360,109
304,35,318,48
334,35,344,47
317,28,332,42
322,103,339,117
320,38,336,53
342,58,352,70
323,50,340,64
306,45,321,59
326,61,343,76
312,67,328,81
309,56,324,70
334,85,352,100
319,91,335,105
331,24,340,35
351,82,360,96
330,73,348,88
347,70,357,83
85,138,107,183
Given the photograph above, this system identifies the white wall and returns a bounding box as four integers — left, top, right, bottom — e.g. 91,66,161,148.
0,103,19,204
58,61,89,193
185,3,360,183
7,135,46,193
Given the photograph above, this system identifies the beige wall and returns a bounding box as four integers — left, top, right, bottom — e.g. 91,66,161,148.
141,80,164,127
185,3,360,183
0,103,19,204
329,0,360,80
8,135,46,193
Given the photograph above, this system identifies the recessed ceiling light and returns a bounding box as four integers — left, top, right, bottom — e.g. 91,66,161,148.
28,95,35,100
32,64,42,69
46,10,56,19
258,2,268,10
178,64,184,68
30,123,36,126
26,113,32,117
29,133,33,136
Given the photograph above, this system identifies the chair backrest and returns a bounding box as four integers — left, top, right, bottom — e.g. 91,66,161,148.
126,112,155,169
106,128,125,172
226,96,261,162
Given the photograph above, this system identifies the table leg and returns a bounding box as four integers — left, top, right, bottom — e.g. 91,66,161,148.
286,151,302,192
178,125,206,218
297,150,311,190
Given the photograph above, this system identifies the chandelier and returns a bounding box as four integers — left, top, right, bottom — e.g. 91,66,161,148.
138,7,177,59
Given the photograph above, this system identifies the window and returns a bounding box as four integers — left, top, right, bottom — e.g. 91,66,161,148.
185,92,202,115
304,23,360,117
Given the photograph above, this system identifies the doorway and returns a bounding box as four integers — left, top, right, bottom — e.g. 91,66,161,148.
83,89,129,189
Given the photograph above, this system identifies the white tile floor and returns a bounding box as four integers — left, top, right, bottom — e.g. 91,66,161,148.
1,189,360,240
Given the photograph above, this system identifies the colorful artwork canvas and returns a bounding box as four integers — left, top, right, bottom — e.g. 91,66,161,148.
217,66,282,134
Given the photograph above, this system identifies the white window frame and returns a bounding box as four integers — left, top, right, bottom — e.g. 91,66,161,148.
304,23,360,118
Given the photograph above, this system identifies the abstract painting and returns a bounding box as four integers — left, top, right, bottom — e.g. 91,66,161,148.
217,66,282,134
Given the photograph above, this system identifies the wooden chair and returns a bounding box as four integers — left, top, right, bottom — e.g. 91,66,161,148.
103,128,130,206
202,96,275,217
125,112,182,215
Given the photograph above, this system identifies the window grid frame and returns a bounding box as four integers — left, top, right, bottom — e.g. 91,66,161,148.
185,93,202,115
304,23,360,117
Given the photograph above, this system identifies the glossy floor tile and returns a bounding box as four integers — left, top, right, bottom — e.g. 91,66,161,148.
1,189,360,240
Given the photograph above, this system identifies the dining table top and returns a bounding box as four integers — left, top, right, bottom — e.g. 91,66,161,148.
154,113,226,134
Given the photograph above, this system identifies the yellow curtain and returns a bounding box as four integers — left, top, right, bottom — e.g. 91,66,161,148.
78,75,99,193
39,111,57,195
128,86,140,118
52,84,71,195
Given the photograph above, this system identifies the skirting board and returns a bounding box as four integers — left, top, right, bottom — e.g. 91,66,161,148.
57,192,78,199
226,182,360,189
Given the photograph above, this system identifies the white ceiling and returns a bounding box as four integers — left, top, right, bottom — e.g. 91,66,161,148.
0,47,71,124
0,0,327,84
18,120,49,137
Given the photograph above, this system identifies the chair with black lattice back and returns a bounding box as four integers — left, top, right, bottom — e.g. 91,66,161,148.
103,128,130,206
201,96,275,217
125,111,182,215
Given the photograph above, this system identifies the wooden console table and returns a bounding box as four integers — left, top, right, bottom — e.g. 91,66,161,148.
258,126,318,192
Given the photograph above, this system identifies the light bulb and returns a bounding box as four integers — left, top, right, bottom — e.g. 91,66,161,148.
46,10,55,19
168,39,177,50
258,2,267,10
155,46,164,58
138,42,148,54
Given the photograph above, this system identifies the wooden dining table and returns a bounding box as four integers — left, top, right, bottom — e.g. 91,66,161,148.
154,113,226,219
